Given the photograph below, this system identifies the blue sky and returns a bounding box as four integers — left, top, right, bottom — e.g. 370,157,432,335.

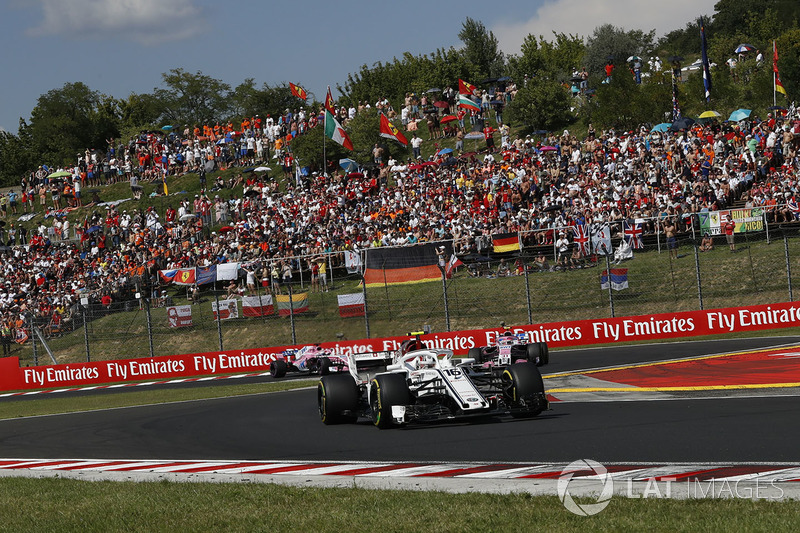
0,0,716,134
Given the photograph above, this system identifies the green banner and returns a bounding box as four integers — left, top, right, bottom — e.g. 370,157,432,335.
698,208,764,236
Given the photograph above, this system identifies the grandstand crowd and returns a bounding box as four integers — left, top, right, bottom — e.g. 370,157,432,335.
0,84,799,349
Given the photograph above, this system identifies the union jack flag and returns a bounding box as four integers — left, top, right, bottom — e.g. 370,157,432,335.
788,197,800,218
573,225,589,256
623,220,643,249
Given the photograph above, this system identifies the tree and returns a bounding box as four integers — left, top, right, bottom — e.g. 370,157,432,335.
505,78,572,132
154,68,231,127
584,24,656,78
458,18,505,79
26,82,119,168
0,122,35,186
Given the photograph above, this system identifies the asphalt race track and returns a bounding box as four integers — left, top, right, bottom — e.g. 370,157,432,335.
1,336,800,464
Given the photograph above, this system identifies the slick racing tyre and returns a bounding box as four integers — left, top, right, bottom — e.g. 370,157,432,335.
537,342,549,365
523,343,549,366
318,374,358,424
319,357,332,375
502,362,547,418
270,359,288,378
370,373,411,429
468,347,483,363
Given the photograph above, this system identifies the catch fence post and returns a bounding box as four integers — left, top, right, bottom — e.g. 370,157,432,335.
441,270,451,332
523,261,533,324
83,304,91,362
693,240,704,310
785,232,793,301
605,254,615,318
361,274,371,338
288,282,297,344
144,296,155,358
214,290,223,351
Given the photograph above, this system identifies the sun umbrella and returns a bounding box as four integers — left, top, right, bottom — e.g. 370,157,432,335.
437,148,453,155
497,76,511,82
539,146,558,152
440,115,457,124
347,172,364,178
627,56,642,62
544,204,563,213
243,189,261,198
339,158,358,172
254,166,271,172
489,100,504,105
768,105,786,111
464,131,484,140
670,117,695,131
241,167,256,173
433,101,450,108
48,170,73,178
699,111,721,119
180,214,196,221
426,88,441,93
651,123,671,133
729,109,752,122
218,226,234,233
161,125,174,131
734,44,756,54
482,77,499,84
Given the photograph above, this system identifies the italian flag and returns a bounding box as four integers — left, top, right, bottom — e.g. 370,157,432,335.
325,109,354,150
458,95,480,112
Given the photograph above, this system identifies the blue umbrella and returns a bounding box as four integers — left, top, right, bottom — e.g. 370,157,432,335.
437,148,453,155
729,109,752,122
161,125,174,131
651,123,671,133
339,158,358,172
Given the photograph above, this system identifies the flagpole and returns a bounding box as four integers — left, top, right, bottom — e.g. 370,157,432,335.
323,104,327,178
774,40,777,108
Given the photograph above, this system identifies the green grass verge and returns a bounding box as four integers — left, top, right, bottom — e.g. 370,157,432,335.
0,379,315,420
0,478,797,533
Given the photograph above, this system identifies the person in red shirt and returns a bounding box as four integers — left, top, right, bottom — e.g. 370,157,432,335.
724,218,736,252
483,125,495,153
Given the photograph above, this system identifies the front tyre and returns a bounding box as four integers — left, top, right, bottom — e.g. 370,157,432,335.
318,374,358,424
270,359,288,378
503,362,547,418
370,373,411,429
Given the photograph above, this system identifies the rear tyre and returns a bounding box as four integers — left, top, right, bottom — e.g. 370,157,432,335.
538,342,549,365
270,359,288,378
468,347,482,363
318,374,359,424
370,373,411,429
503,362,547,418
319,357,332,375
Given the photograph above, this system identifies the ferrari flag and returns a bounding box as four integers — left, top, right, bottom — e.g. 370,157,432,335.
459,79,477,95
492,233,520,253
325,86,336,114
379,112,408,145
289,82,307,100
363,244,443,287
173,268,196,286
324,109,354,150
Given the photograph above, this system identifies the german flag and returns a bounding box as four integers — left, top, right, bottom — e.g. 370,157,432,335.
492,233,520,253
363,243,444,287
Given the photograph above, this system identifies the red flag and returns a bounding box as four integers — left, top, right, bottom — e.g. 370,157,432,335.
459,79,477,95
173,268,196,286
445,254,463,279
289,82,307,100
325,86,336,114
379,112,408,145
774,41,788,96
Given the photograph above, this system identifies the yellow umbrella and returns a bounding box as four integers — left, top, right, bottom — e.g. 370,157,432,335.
698,110,721,119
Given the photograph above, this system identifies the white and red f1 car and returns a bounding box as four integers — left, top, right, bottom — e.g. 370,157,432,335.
318,333,548,428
